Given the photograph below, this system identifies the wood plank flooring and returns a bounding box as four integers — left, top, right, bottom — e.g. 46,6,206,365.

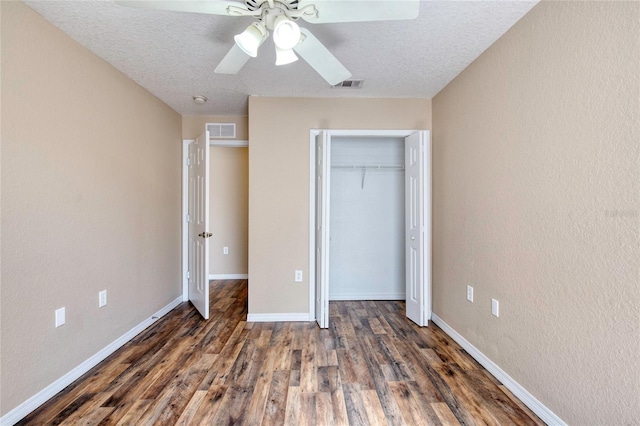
18,280,544,425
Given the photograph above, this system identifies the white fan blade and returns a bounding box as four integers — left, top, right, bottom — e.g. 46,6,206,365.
115,0,249,16
299,0,419,24
293,28,351,85
214,44,251,74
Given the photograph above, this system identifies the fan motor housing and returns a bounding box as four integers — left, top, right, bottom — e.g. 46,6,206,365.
245,0,299,13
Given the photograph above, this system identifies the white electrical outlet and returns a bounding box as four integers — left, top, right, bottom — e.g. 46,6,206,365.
55,307,65,328
294,270,303,282
466,285,474,302
492,299,499,317
223,247,229,255
99,290,107,308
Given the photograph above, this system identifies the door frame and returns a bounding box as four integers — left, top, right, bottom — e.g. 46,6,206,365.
182,139,193,302
308,129,431,324
181,136,249,301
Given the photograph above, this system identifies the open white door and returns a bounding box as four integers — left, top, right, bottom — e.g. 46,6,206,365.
188,131,210,319
405,131,428,326
315,131,330,328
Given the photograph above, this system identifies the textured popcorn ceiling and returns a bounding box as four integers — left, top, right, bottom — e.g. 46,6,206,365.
24,0,538,115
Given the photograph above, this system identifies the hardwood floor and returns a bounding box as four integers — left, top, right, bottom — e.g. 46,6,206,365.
19,280,543,425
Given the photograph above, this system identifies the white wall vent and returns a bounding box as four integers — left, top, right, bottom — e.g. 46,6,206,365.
332,79,364,89
207,123,236,139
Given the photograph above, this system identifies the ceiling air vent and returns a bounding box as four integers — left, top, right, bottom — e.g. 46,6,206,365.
207,123,236,139
332,79,364,89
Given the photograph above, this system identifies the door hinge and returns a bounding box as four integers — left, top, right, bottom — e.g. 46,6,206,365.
186,213,190,222
187,158,192,166
187,271,190,279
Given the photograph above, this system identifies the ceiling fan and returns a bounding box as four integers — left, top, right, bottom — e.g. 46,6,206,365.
116,0,420,85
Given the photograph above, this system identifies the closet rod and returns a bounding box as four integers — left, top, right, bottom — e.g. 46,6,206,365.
331,165,405,170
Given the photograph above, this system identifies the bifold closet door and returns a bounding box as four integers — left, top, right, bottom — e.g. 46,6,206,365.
405,131,426,326
315,131,330,329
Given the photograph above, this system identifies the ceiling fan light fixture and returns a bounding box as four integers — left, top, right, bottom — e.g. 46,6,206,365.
272,16,301,50
275,46,298,66
234,22,267,57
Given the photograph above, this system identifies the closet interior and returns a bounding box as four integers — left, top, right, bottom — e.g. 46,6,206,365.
329,136,406,301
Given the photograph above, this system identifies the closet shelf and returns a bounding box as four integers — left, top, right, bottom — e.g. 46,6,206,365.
331,165,405,170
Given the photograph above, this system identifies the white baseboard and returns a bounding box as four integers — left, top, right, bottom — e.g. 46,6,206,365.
247,313,311,322
329,292,405,301
0,296,183,426
209,274,248,280
430,314,566,426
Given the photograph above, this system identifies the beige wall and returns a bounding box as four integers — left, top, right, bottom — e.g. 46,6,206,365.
248,97,431,314
182,116,249,276
210,147,249,275
1,2,182,416
432,2,639,424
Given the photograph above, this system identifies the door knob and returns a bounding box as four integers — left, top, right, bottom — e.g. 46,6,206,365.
411,236,415,240
198,232,213,238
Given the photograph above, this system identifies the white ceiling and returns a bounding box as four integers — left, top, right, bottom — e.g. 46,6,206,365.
24,0,538,116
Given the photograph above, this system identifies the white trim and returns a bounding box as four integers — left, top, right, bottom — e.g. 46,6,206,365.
247,313,310,322
423,135,433,326
0,297,183,426
208,274,248,280
431,314,566,426
309,130,319,322
323,129,419,138
181,139,193,302
329,292,405,301
423,132,432,325
209,139,248,147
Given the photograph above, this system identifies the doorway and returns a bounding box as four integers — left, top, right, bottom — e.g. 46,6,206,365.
208,145,249,281
182,128,249,320
310,130,431,328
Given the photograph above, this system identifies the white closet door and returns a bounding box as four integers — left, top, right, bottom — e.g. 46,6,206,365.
315,131,330,328
405,131,426,326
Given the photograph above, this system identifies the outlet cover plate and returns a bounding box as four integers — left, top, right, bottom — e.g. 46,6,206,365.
466,285,474,302
492,299,499,317
99,290,107,308
294,270,303,282
55,307,65,327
